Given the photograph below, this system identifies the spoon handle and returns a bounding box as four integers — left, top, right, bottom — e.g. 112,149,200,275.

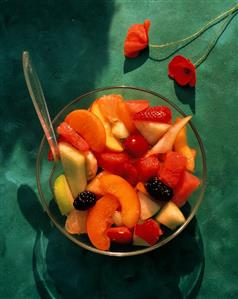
22,51,59,161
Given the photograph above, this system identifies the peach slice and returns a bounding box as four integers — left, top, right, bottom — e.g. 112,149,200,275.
87,171,110,196
65,109,106,152
91,101,123,152
87,195,120,250
65,210,88,234
99,174,140,228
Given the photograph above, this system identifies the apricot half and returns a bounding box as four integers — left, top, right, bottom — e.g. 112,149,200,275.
87,195,120,250
99,174,140,228
65,109,106,152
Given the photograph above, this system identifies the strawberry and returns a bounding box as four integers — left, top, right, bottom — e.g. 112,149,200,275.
107,226,132,244
159,151,187,188
57,122,89,151
121,163,138,186
133,106,172,123
135,155,160,182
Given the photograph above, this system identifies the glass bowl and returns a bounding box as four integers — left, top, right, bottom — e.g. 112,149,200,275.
36,86,206,257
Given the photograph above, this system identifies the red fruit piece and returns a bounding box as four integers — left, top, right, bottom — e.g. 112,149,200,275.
172,171,200,207
135,155,160,182
133,106,172,123
122,163,138,186
57,122,89,151
134,219,163,246
96,152,131,174
124,134,149,158
125,100,150,115
107,226,132,244
159,151,187,188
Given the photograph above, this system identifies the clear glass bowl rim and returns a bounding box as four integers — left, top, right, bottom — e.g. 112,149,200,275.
36,85,207,257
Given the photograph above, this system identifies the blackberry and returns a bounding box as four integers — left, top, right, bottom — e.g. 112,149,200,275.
73,191,97,210
145,177,173,201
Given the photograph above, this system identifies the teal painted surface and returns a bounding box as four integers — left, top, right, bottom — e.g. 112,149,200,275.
0,0,238,298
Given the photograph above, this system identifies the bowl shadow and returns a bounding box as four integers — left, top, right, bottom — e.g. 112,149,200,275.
17,184,205,299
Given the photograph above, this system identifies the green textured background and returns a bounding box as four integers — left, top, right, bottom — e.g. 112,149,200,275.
0,0,238,298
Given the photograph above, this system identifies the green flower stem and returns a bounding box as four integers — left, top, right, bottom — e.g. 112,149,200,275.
194,13,235,68
149,3,238,49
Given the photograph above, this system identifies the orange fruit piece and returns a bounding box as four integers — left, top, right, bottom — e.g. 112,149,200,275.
173,118,196,172
98,94,136,133
135,182,149,195
99,174,140,228
65,210,88,234
65,109,106,152
87,195,120,251
87,171,110,196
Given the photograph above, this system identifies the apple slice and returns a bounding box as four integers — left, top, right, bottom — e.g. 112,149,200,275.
84,151,98,181
112,211,123,226
53,174,74,215
146,116,192,156
137,191,162,220
155,201,186,230
59,142,87,198
134,121,170,145
91,101,123,152
111,121,129,139
133,219,163,246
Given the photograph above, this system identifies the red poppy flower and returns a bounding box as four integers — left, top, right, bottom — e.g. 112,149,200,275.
124,19,151,58
168,55,196,87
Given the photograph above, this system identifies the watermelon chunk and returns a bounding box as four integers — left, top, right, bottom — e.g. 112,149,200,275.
172,171,200,207
159,151,187,188
135,155,160,182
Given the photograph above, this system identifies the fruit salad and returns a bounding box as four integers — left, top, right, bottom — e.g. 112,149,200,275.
50,94,200,251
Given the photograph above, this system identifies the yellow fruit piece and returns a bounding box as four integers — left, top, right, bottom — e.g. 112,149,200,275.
53,174,74,215
59,142,87,198
65,209,88,234
174,118,196,172
155,201,185,230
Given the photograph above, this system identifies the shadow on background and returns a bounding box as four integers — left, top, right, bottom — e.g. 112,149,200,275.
0,0,115,164
174,82,196,114
123,48,149,73
18,185,205,299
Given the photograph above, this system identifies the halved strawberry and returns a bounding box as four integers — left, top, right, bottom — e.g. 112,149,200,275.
57,122,89,151
134,155,160,182
159,151,187,188
133,106,172,123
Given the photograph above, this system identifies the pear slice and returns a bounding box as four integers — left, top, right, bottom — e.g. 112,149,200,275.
134,121,170,145
155,201,185,230
146,116,192,156
53,174,74,215
137,191,162,220
59,142,87,198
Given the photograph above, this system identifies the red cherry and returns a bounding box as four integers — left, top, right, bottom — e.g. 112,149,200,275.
107,226,132,244
124,134,149,158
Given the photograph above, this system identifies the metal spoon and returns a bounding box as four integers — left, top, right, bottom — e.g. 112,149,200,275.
22,51,59,161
